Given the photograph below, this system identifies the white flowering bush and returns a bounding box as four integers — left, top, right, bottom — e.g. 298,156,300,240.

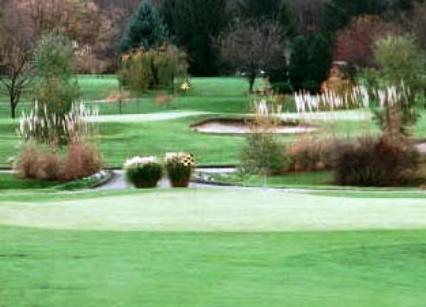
124,156,163,188
164,152,195,187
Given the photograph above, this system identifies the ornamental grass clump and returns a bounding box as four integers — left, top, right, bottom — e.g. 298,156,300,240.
18,102,98,147
124,156,163,188
14,102,103,182
165,152,195,187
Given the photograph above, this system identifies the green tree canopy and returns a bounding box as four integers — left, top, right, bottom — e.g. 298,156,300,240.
374,34,426,93
119,0,167,53
162,0,228,76
309,33,332,89
289,35,310,92
323,0,422,34
33,30,79,115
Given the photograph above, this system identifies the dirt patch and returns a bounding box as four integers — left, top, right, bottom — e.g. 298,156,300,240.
192,118,317,135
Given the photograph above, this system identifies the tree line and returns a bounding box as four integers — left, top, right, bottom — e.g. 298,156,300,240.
0,0,425,117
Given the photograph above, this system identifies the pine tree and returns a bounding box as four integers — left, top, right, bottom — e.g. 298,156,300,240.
236,0,295,35
162,0,228,76
309,33,332,91
323,0,419,34
289,35,310,92
119,0,167,53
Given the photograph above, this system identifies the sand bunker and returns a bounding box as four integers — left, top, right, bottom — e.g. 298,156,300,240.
193,118,317,135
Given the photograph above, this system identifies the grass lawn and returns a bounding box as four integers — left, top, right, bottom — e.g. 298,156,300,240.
1,76,425,168
1,188,425,231
1,226,426,306
0,172,106,191
0,187,425,306
204,171,335,188
2,77,426,307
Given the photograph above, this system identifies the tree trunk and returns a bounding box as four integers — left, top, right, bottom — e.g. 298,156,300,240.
9,91,17,119
11,104,16,119
248,74,256,93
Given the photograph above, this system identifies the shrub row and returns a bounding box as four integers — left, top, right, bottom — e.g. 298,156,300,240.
241,132,422,187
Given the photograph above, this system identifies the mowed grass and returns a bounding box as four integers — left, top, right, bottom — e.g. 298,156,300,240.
0,77,251,117
97,117,246,166
1,188,425,231
0,226,426,306
0,172,104,191
0,76,425,168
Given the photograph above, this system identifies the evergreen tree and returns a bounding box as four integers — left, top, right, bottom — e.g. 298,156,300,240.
119,0,167,53
162,0,228,76
323,0,385,34
289,35,310,92
309,33,332,91
323,0,421,34
235,0,295,35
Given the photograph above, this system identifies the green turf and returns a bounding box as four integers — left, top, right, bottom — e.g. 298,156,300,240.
0,114,385,168
206,171,335,188
1,76,426,168
0,172,106,191
0,173,60,189
0,226,426,306
1,188,425,231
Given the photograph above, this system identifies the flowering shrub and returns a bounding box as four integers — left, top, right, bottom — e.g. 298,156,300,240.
165,152,195,187
179,79,192,93
124,156,163,188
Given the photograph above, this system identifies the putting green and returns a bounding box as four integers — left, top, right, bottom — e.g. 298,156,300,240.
1,188,426,231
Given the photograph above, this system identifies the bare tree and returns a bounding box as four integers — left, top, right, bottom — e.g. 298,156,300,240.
219,19,286,92
0,1,35,119
287,0,328,35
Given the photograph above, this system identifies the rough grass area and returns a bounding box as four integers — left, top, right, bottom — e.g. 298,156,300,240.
1,226,426,306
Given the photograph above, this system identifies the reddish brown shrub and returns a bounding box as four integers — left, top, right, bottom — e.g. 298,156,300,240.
333,15,402,69
14,142,102,182
58,143,103,181
14,144,60,180
288,136,347,172
334,137,420,186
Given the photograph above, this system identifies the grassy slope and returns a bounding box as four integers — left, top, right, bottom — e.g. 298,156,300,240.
0,226,426,307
